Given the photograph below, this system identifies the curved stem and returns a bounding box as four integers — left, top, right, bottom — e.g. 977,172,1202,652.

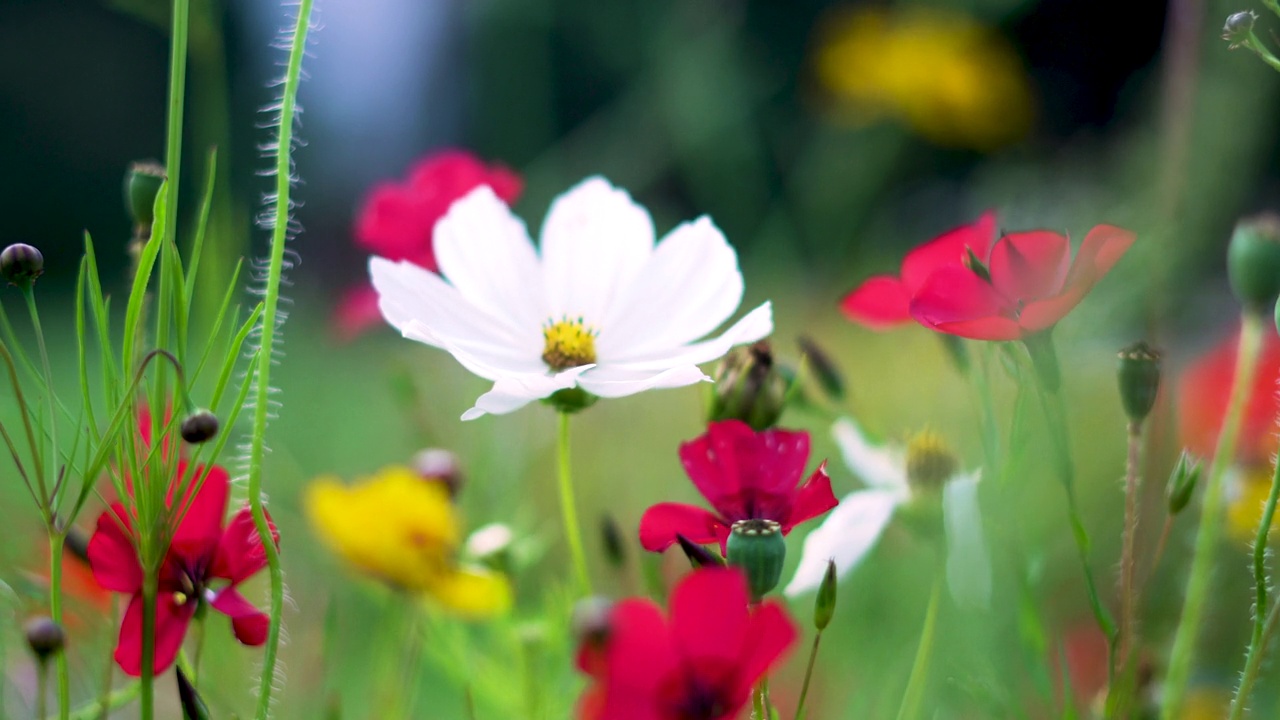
47,532,69,720
895,576,942,720
557,411,592,596
1230,595,1280,719
1162,312,1265,719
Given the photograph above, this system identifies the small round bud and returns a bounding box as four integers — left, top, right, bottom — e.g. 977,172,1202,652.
413,448,463,498
24,616,64,661
180,409,219,444
676,533,725,569
600,514,627,570
125,161,166,231
1117,341,1162,424
1167,451,1202,514
1,244,44,287
464,522,515,573
726,519,786,601
709,341,788,430
1224,11,1258,47
1228,213,1280,312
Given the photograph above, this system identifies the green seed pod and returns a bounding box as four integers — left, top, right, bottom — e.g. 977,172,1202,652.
814,559,838,631
676,533,725,569
0,243,44,287
726,519,786,601
1223,11,1257,47
24,616,64,662
709,341,788,430
1167,451,1202,514
180,409,219,444
1117,341,1161,424
125,161,166,231
1228,213,1280,312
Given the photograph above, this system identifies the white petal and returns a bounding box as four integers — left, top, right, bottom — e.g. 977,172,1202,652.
539,177,655,323
604,301,772,370
577,364,710,399
943,472,991,609
597,217,743,357
832,417,908,490
784,489,899,597
433,186,547,332
460,365,593,421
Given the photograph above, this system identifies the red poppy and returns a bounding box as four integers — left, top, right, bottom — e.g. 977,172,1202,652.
576,567,796,720
87,463,278,676
840,212,997,330
337,150,523,340
638,420,837,554
908,225,1135,341
1179,325,1280,464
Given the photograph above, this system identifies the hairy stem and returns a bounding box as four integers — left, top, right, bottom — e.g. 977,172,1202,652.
557,412,592,596
1231,594,1280,719
1108,421,1144,716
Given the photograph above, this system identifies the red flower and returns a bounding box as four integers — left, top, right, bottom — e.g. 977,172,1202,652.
87,463,278,676
908,225,1135,341
576,568,796,720
1179,326,1280,464
337,150,523,340
638,420,837,554
840,212,997,330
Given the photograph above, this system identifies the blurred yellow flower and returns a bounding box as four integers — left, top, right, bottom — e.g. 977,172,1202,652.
1179,686,1230,719
814,7,1034,150
306,466,511,617
1226,465,1279,546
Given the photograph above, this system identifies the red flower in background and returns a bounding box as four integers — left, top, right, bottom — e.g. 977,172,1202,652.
841,212,997,330
1179,326,1280,464
576,568,796,720
336,150,523,340
87,464,278,676
638,420,837,554
908,225,1135,341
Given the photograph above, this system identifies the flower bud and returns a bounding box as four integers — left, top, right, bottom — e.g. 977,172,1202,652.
677,533,725,569
180,409,219,444
176,666,211,720
600,513,627,570
465,522,515,573
1228,213,1280,312
413,448,463,498
1,243,44,288
709,341,788,430
24,616,64,662
1223,11,1257,48
814,559,838,631
726,519,786,601
1167,451,1202,514
125,161,166,232
797,335,845,401
1117,341,1161,424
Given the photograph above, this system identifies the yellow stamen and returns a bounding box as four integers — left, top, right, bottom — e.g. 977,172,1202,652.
905,430,958,493
542,317,597,371
173,592,188,606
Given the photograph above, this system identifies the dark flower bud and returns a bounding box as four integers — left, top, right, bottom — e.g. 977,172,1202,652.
600,514,627,570
814,559,838,631
676,533,725,569
1228,213,1280,312
64,526,91,564
709,341,788,430
24,616,64,661
726,519,786,601
1,244,44,288
125,161,166,232
413,448,463,498
176,666,211,720
797,335,845,401
180,409,219,444
1224,11,1257,48
1117,341,1161,424
1167,451,1202,514
964,248,993,283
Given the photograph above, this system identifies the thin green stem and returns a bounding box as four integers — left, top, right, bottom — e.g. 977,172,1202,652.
248,3,314,715
1162,312,1265,719
793,631,824,720
140,573,158,720
47,532,69,720
37,659,48,720
895,576,943,720
1107,421,1144,717
22,289,58,508
1231,593,1280,719
557,411,592,596
162,0,188,251
48,681,140,720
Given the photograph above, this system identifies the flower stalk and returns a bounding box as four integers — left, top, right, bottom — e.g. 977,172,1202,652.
47,531,69,720
1108,420,1145,716
895,576,942,720
557,411,593,596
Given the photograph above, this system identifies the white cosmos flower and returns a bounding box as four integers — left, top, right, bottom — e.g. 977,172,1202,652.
784,416,991,609
370,177,773,420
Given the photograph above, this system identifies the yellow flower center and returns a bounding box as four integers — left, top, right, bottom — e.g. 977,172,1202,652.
542,317,598,371
173,592,189,606
905,431,958,493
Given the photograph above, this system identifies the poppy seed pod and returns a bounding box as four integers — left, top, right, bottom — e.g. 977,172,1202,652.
1223,11,1257,47
726,519,786,601
1117,341,1161,424
0,243,44,287
125,161,166,231
24,616,64,661
1228,213,1280,312
180,410,219,444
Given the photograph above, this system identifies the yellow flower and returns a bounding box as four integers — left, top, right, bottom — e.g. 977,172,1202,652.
306,466,511,617
1226,465,1280,546
1179,686,1230,719
814,7,1034,150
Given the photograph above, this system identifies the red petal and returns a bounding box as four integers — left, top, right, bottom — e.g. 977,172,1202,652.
88,504,142,593
1179,327,1280,462
169,462,230,561
910,265,1019,340
671,568,751,668
733,601,798,699
1018,225,1136,333
332,284,386,342
638,503,728,552
584,599,675,720
988,231,1071,303
355,183,436,267
211,507,278,584
932,316,1025,341
114,592,195,677
210,588,270,646
781,462,838,532
678,421,810,522
900,212,998,293
839,276,912,330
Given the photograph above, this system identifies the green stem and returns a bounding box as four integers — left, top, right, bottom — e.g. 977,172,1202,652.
47,532,69,720
37,659,48,720
1231,594,1280,719
22,288,58,507
895,576,942,720
556,411,592,596
140,573,158,720
1162,312,1265,719
163,0,188,251
793,631,823,720
248,3,314,716
47,681,140,720
1107,421,1144,717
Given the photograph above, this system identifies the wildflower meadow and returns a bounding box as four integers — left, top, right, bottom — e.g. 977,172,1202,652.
6,0,1280,718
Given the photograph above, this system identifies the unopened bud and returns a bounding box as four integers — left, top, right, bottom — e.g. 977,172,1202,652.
24,616,64,661
413,448,463,498
176,666,211,720
726,519,786,601
709,341,788,430
677,534,725,569
964,248,993,283
814,560,838,631
179,409,219,444
600,514,627,570
571,596,614,648
1224,11,1257,47
1,244,44,288
797,336,845,401
1117,341,1161,424
125,161,166,232
1228,213,1280,312
1167,451,1202,514
464,523,514,573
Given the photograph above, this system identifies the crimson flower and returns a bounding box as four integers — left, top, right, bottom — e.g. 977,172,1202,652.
88,463,277,676
841,212,996,330
638,420,837,554
576,568,796,720
336,149,523,340
1179,325,1280,464
908,225,1135,341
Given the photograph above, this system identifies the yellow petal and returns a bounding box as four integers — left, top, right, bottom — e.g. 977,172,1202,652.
428,566,512,619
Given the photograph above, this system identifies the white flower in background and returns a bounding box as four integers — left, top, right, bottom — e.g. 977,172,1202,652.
785,416,990,608
371,177,773,420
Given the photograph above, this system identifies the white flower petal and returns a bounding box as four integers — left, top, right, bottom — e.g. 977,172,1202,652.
433,187,547,332
605,301,772,370
461,366,593,421
784,489,900,597
597,217,743,357
577,364,710,399
832,417,908,490
943,471,991,609
539,177,655,323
